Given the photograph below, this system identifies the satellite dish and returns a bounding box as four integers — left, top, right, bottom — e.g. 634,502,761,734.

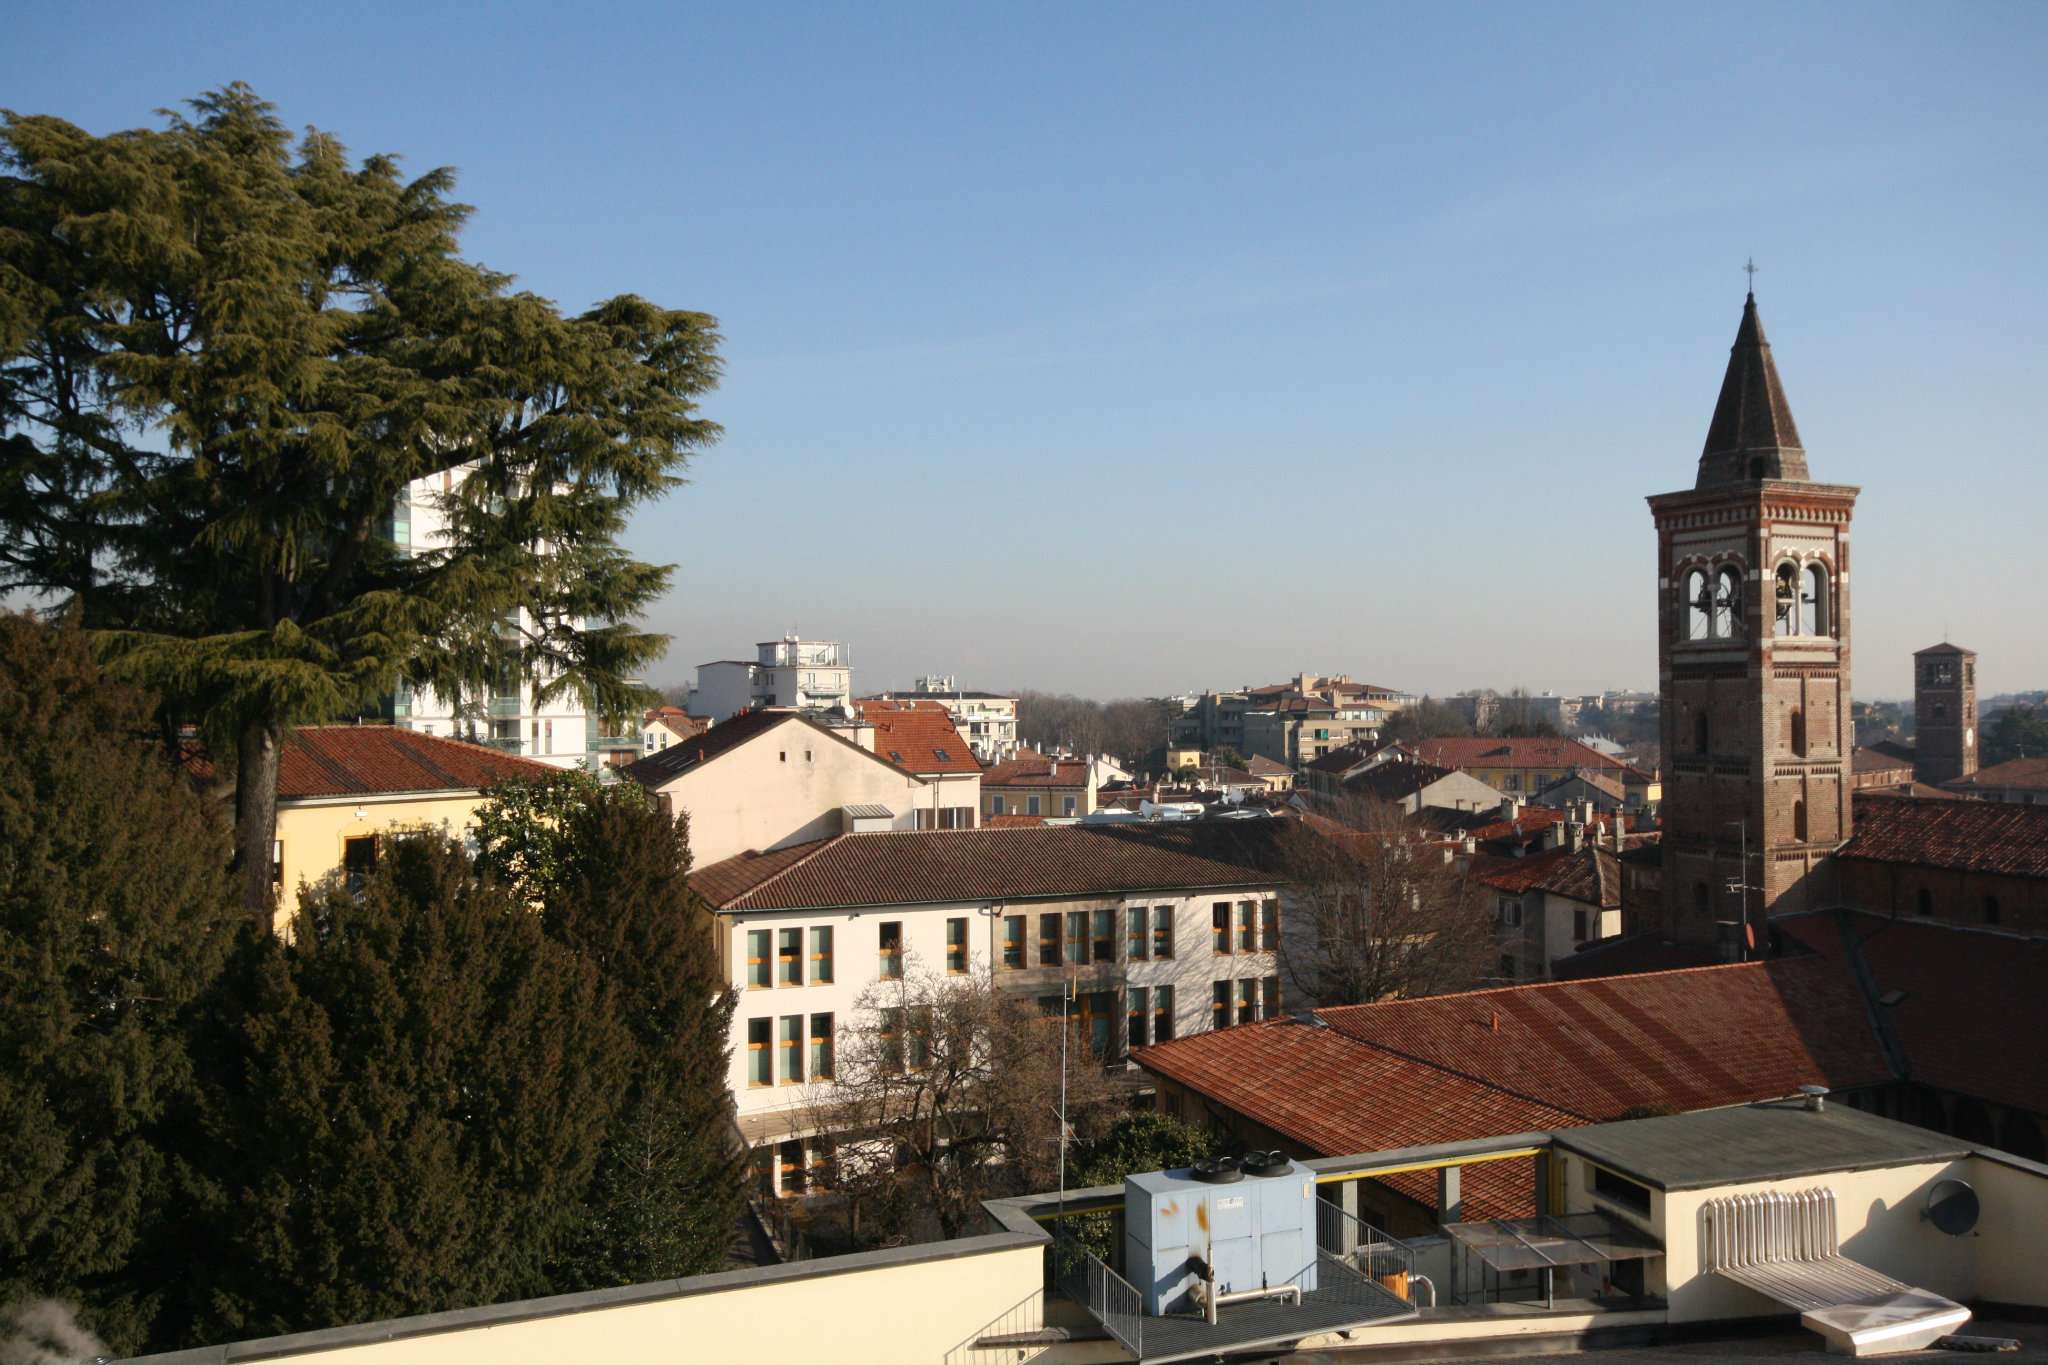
1923,1178,1980,1236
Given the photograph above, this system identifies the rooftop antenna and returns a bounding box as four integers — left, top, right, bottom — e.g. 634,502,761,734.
1744,257,1759,297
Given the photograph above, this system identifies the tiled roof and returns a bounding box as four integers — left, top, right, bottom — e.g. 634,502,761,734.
1303,742,1383,776
1472,846,1580,896
1525,845,1620,908
985,814,1046,828
1947,755,2048,793
1246,756,1293,777
982,749,1091,788
1859,782,1961,800
624,709,913,790
691,823,1282,912
1137,1021,1573,1219
1534,769,1625,802
1837,794,2048,878
1313,959,1889,1121
244,725,558,800
1343,761,1461,803
854,699,980,775
1414,737,1627,773
1852,745,1916,775
1777,913,2048,1117
1696,293,1808,486
1549,933,1718,981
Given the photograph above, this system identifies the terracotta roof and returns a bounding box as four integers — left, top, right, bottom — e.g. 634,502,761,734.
1852,745,1916,775
982,749,1091,788
984,814,1046,828
1246,756,1293,777
1859,782,1962,800
1304,743,1377,775
1533,770,1625,803
691,823,1282,912
1947,755,2048,793
1414,737,1626,774
1837,794,2048,879
625,708,914,790
1696,292,1809,487
196,725,560,800
1549,933,1718,981
1525,845,1621,908
1344,761,1462,803
854,699,980,775
1777,912,2048,1117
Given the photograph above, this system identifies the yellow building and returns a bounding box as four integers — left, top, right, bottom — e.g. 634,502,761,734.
263,725,559,931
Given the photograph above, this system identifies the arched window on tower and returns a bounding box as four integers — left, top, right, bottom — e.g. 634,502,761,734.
1792,799,1807,842
1774,564,1800,635
1695,710,1710,755
1714,566,1742,638
1802,563,1828,636
1790,707,1807,757
1685,569,1711,641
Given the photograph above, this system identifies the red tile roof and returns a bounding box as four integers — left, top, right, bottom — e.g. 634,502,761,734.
1946,755,2048,793
1837,794,2048,879
1472,846,1580,895
1415,737,1627,773
691,823,1282,912
1852,744,1916,776
854,699,980,775
1525,845,1621,908
982,749,1091,788
1549,934,1719,981
1246,756,1293,777
984,813,1046,828
625,708,915,790
259,725,557,799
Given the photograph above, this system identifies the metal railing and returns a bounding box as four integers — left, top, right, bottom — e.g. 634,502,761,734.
1315,1197,1419,1302
1050,1229,1143,1357
942,1288,1048,1365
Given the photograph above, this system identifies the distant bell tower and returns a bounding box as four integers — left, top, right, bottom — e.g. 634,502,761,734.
1912,643,1977,786
1648,291,1859,950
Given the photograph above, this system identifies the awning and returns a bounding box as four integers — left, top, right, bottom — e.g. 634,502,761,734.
1442,1211,1663,1274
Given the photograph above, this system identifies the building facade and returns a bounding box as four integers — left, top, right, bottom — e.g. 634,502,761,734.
692,635,853,722
1913,642,1978,786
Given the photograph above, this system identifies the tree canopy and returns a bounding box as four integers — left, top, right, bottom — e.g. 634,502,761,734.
0,84,720,915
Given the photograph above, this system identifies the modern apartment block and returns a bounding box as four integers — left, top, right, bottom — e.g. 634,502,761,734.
691,634,853,722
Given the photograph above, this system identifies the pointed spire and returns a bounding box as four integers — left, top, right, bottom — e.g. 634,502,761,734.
1696,292,1809,487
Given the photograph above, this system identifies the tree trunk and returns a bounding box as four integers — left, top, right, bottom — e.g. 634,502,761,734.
234,715,281,930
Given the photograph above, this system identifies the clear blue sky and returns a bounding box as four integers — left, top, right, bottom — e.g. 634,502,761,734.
8,2,2045,701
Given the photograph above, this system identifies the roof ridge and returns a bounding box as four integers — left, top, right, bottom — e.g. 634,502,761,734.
1316,957,1772,1015
725,836,848,909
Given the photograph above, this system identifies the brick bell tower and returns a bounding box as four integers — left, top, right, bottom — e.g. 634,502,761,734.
1912,642,1977,786
1649,292,1858,951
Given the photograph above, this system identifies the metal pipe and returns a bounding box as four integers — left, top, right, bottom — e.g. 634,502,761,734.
1408,1274,1438,1308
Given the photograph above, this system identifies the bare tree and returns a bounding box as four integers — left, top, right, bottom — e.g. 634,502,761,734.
800,964,1119,1244
1275,798,1496,1008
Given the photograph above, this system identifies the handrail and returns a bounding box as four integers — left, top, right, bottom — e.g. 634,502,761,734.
1314,1197,1419,1299
1049,1228,1143,1357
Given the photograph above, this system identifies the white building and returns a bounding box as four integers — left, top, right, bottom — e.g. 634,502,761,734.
691,634,853,722
693,823,1286,1194
892,676,1020,763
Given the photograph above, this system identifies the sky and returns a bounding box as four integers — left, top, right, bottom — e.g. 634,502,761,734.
7,3,2045,701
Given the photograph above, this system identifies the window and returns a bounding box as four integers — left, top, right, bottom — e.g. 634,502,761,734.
1592,1164,1651,1217
1154,985,1176,1041
1790,707,1807,757
1775,563,1800,635
1498,898,1522,928
1128,906,1149,960
1154,906,1175,959
780,1015,803,1083
747,929,772,989
809,1013,834,1080
1792,800,1807,842
1715,565,1742,638
1236,979,1257,1025
1027,795,1042,816
1092,909,1115,962
779,1140,806,1195
934,748,951,763
946,917,968,974
1065,911,1088,965
1212,981,1231,1030
1213,903,1231,955
1063,796,1077,817
879,1007,904,1072
1803,563,1828,636
991,795,1006,816
1695,710,1710,755
1261,900,1279,952
1573,908,1588,941
1685,568,1711,641
271,839,283,885
1128,986,1150,1050
1002,915,1025,969
1500,954,1517,979
751,1145,775,1196
343,835,378,893
1694,883,1710,919
1040,913,1061,965
1081,991,1114,1059
810,926,834,983
879,922,903,978
1916,887,1934,917
1263,976,1280,1018
1985,895,2002,926
779,928,803,986
747,1019,771,1086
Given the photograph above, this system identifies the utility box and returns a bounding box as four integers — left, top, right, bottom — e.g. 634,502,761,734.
1124,1158,1318,1315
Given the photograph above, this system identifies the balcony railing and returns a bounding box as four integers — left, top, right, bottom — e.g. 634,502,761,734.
1315,1197,1419,1301
488,694,524,718
1050,1228,1143,1357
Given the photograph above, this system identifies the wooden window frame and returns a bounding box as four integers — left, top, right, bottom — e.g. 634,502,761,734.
1213,902,1231,956
1127,906,1149,961
1154,985,1176,1042
1039,913,1061,966
1211,981,1230,1030
779,1015,804,1084
1065,910,1088,966
1154,906,1175,959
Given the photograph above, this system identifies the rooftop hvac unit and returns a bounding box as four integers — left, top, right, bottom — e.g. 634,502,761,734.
1124,1153,1317,1316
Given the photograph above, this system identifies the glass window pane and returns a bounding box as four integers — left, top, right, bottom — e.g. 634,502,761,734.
779,928,803,985
947,917,968,974
748,1018,771,1086
780,1015,803,1083
1154,907,1174,959
809,1013,833,1079
1128,906,1148,960
1154,985,1175,1041
811,926,834,983
1066,911,1087,965
1003,915,1024,969
748,929,771,989
1040,913,1061,966
1092,908,1114,962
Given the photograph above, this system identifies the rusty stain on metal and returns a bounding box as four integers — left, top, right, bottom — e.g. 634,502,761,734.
1195,1201,1209,1233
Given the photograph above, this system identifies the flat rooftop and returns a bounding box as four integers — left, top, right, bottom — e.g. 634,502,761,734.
1551,1100,1972,1192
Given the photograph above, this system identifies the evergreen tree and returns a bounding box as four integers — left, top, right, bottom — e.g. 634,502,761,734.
0,615,242,1354
175,836,633,1345
0,86,721,920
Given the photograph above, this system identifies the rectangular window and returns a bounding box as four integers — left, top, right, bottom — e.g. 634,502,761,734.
946,917,968,974
1261,900,1279,952
992,795,1006,816
778,927,803,986
1039,913,1061,966
1573,909,1588,941
780,1015,803,1083
1085,991,1114,1059
879,1007,904,1073
1154,907,1175,959
809,1013,834,1080
1237,901,1256,952
1028,795,1042,816
1128,986,1150,1051
747,1018,771,1087
1092,908,1115,963
747,929,772,989
1063,796,1077,817
1128,906,1149,960
1154,985,1176,1041
271,839,283,885
1263,976,1281,1018
779,1140,805,1195
810,926,834,983
343,835,378,893
878,922,903,979
1065,910,1087,965
1592,1164,1652,1217
751,1145,774,1196
1212,981,1231,1030
1213,903,1231,955
1237,978,1257,1025
1003,915,1025,969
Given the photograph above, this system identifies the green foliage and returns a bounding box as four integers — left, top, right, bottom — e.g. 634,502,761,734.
472,767,646,899
0,85,719,909
1070,1110,1225,1188
1982,704,2048,768
175,836,634,1344
0,615,243,1353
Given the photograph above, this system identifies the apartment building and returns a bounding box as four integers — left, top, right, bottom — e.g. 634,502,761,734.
691,634,852,722
1416,736,1662,813
851,697,981,828
895,675,1021,762
982,748,1096,821
692,824,1286,1195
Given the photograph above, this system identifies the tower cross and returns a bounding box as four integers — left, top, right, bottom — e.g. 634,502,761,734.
1744,257,1759,294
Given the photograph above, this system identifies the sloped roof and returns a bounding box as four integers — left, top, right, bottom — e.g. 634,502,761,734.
1947,755,2048,793
624,708,915,791
1304,743,1377,775
1245,755,1293,777
1837,794,2048,878
1414,736,1626,773
1534,769,1625,803
1853,745,1917,775
854,699,980,775
1913,642,1974,657
1525,844,1621,908
1344,760,1464,803
982,749,1091,788
1473,846,1579,895
249,725,559,800
691,823,1282,912
1549,933,1717,982
1697,292,1810,486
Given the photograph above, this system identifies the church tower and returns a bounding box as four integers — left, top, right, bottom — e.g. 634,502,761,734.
1648,293,1859,950
1913,642,1977,785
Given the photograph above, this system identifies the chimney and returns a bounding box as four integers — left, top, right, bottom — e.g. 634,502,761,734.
1799,1084,1829,1113
1499,796,1522,822
1568,822,1585,852
1489,1011,1500,1034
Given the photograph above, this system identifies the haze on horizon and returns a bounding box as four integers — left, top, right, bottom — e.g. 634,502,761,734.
8,3,2044,704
